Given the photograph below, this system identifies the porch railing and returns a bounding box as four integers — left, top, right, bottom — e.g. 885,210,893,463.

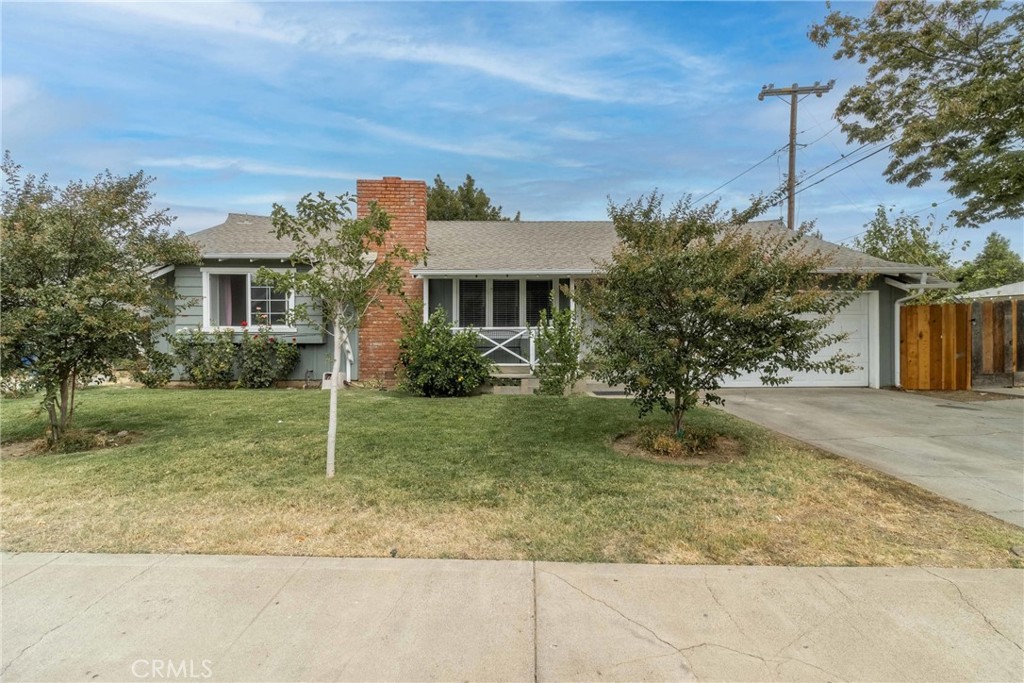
455,327,537,367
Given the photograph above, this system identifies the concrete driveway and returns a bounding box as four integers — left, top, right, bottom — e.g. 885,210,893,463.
716,388,1024,526
3,552,1022,682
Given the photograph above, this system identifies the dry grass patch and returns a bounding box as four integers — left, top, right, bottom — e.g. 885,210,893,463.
2,386,1021,567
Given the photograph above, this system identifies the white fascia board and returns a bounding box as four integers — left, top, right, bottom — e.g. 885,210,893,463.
203,253,294,261
411,269,597,278
884,276,959,291
146,264,175,279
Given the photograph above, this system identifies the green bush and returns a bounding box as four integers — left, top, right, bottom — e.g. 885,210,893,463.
169,329,237,389
238,324,301,388
532,302,585,395
129,349,175,388
397,309,493,397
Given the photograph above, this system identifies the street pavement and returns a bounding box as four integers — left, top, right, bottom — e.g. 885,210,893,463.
716,388,1024,526
2,552,1022,682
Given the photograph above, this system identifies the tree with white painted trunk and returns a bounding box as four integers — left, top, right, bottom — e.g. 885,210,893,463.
257,192,414,477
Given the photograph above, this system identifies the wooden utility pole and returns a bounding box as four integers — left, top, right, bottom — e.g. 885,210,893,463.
758,80,835,229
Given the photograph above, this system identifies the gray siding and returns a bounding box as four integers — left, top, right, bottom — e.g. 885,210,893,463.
869,276,898,387
160,259,360,382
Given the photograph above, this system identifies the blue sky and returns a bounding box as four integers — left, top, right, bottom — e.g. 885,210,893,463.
3,1,1020,261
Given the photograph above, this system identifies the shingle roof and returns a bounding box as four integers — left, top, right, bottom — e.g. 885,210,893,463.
189,213,936,276
415,219,935,276
189,213,294,257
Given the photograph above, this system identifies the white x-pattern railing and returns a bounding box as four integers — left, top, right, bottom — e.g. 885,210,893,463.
456,326,537,367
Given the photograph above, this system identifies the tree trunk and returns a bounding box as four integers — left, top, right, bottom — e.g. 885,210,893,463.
325,312,349,478
673,388,684,436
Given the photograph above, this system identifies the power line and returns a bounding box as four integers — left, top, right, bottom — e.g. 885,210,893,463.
792,143,894,197
798,141,878,185
693,143,788,206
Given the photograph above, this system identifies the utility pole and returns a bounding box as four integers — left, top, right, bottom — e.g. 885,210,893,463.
758,80,835,229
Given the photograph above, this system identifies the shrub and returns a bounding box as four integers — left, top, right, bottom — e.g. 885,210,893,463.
129,349,175,388
238,321,301,388
1,369,36,398
169,329,237,389
532,302,584,395
397,309,493,397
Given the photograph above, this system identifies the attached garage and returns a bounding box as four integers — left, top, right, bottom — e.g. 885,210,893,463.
722,291,880,388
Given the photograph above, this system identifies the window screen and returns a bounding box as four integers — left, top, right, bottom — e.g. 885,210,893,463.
458,280,486,327
492,280,520,327
428,279,454,323
526,280,553,325
250,284,289,325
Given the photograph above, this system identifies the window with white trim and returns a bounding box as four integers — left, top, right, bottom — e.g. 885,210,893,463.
203,269,294,330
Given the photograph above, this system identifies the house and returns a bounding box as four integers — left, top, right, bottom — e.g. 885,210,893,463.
157,176,951,388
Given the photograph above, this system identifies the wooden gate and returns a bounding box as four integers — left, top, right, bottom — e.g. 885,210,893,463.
971,299,1023,388
900,303,972,390
900,299,1023,390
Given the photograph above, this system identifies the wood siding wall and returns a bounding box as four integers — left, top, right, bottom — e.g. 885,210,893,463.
900,299,1022,390
900,303,972,390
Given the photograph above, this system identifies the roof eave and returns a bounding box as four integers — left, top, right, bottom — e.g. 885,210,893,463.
201,252,294,261
411,268,599,278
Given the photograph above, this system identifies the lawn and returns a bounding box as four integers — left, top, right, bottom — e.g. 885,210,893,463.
2,386,1021,567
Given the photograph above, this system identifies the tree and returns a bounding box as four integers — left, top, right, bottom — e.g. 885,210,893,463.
852,205,960,277
574,193,859,435
0,153,199,443
809,1,1023,227
426,174,518,221
955,231,1024,291
257,193,415,478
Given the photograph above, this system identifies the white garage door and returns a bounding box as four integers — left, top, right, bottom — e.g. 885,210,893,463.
722,292,873,388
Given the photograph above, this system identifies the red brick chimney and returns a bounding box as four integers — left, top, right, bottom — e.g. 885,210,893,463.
356,177,427,380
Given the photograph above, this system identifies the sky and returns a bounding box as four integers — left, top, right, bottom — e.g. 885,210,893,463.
2,0,1020,262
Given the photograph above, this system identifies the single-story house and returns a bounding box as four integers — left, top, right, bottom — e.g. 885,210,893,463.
156,176,951,388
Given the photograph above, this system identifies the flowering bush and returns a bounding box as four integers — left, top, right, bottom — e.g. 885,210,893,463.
169,329,237,388
129,348,175,388
237,319,301,388
397,309,493,397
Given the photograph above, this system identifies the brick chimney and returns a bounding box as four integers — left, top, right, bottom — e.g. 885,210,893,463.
356,177,427,380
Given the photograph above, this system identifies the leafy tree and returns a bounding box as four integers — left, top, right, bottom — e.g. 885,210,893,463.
574,193,859,435
257,192,415,478
0,153,199,443
852,205,960,276
426,174,518,221
532,302,585,396
956,232,1024,291
810,1,1023,227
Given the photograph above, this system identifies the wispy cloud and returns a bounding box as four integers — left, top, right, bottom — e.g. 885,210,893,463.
138,156,370,182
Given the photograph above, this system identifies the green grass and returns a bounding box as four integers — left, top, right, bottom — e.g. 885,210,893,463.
2,385,1022,567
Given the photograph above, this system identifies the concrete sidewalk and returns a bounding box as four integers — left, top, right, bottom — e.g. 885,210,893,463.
717,388,1024,526
2,553,1022,682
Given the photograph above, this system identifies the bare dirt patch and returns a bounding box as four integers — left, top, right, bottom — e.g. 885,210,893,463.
1,430,140,459
613,432,746,465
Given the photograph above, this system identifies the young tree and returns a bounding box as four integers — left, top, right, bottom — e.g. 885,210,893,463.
574,193,859,435
426,174,518,221
955,232,1024,291
810,1,1023,226
0,153,199,443
257,192,414,478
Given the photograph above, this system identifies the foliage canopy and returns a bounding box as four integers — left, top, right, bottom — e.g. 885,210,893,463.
956,232,1024,291
0,153,199,442
810,0,1023,226
575,193,860,434
426,174,519,221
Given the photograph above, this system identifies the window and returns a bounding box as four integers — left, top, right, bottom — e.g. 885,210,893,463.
526,280,553,325
433,277,568,327
204,270,293,329
492,280,520,327
458,280,486,327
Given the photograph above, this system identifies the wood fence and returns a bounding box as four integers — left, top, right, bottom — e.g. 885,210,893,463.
899,299,1022,391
